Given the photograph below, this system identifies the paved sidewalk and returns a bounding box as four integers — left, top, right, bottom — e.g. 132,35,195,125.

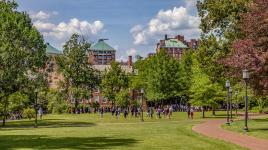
192,118,268,150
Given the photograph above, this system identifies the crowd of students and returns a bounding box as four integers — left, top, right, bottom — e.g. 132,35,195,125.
97,105,198,119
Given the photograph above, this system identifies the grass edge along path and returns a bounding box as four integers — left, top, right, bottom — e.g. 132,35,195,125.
192,115,268,150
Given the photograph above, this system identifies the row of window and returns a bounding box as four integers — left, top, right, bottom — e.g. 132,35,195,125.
93,51,114,54
95,55,114,59
70,96,108,103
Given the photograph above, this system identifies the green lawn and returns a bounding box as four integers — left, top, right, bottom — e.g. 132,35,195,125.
223,117,268,140
0,112,246,150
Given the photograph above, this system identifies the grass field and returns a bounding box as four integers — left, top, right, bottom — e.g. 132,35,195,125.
0,111,246,150
223,117,268,140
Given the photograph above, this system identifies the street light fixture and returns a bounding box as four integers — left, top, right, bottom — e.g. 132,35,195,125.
225,80,230,125
229,87,233,122
243,69,249,131
140,88,144,122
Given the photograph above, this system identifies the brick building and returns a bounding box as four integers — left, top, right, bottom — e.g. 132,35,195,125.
45,43,64,89
45,41,140,108
156,34,199,59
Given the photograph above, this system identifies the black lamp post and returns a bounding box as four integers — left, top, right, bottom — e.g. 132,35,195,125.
229,87,233,122
140,88,144,122
225,80,230,125
243,69,249,131
235,90,238,116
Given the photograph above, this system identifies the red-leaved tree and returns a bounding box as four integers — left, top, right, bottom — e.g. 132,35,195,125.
224,0,268,96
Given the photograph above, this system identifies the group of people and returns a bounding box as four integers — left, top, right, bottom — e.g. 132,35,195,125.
97,105,196,119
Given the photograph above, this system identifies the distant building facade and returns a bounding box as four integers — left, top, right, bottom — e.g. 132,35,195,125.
156,34,199,59
88,39,116,65
45,43,64,89
45,41,139,108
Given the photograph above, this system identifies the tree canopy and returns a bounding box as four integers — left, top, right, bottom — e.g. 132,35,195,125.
0,0,47,126
56,34,98,108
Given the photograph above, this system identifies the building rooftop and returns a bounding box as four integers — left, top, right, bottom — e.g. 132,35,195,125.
46,43,62,55
163,39,188,48
90,39,115,51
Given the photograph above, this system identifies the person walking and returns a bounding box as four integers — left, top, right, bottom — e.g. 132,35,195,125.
38,107,43,120
99,107,104,118
123,109,128,119
190,107,194,119
168,105,173,119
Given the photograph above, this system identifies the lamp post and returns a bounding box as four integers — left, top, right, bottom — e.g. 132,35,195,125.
229,87,233,122
225,80,230,125
235,91,238,116
243,69,249,131
140,88,144,122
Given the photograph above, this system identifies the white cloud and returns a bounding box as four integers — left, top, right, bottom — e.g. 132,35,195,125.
116,56,127,62
126,48,137,56
130,5,201,45
30,11,58,21
33,18,104,41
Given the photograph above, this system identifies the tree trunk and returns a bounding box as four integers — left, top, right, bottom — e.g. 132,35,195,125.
212,107,216,116
2,97,7,127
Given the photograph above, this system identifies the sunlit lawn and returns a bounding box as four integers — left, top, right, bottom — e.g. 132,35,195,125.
0,111,246,150
223,116,268,140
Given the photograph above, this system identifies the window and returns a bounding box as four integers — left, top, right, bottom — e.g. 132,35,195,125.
94,96,99,102
102,97,108,103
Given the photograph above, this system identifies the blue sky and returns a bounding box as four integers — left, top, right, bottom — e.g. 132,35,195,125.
16,0,200,61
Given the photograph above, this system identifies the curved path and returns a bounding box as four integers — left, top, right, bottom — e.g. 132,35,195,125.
192,117,268,150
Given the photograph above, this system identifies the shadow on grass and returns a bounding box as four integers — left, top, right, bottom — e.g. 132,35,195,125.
1,119,95,130
251,118,268,122
0,135,139,150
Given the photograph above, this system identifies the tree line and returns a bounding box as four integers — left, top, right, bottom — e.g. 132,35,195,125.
1,0,268,127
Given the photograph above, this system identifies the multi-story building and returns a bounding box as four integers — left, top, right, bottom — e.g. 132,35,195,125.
173,35,199,50
156,34,199,59
88,39,116,65
45,41,139,109
45,43,63,89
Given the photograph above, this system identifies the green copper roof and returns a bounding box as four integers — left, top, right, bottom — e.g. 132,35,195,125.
46,43,62,55
90,39,115,51
164,39,188,48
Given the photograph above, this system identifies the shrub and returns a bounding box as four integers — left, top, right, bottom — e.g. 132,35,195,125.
23,108,35,120
263,108,268,114
251,106,263,113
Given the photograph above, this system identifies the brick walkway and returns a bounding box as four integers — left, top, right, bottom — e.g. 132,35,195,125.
192,116,268,150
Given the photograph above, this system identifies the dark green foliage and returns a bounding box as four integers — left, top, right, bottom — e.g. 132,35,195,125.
101,61,129,105
180,50,194,100
115,89,130,108
56,34,98,108
46,89,68,114
22,107,35,120
0,1,47,126
134,50,183,102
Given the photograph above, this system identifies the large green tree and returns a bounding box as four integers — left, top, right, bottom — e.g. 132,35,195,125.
56,34,98,109
0,1,47,126
135,50,183,102
180,49,194,102
196,0,252,84
100,61,129,105
190,54,225,117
